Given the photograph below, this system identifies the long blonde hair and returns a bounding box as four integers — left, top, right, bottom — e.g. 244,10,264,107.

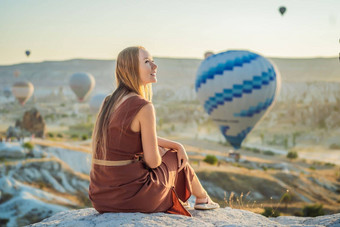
92,46,152,160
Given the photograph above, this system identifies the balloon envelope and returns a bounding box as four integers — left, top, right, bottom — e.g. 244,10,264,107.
25,50,31,57
69,72,95,102
279,6,286,15
12,81,34,105
89,94,107,113
195,50,281,149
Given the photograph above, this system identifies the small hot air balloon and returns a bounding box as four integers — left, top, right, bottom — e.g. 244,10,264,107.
89,94,107,114
13,70,21,78
69,72,95,102
25,50,31,57
3,86,12,98
204,51,214,59
12,81,34,105
195,50,281,149
279,6,286,16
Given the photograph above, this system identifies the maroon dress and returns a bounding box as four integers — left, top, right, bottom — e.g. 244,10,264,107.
89,95,194,216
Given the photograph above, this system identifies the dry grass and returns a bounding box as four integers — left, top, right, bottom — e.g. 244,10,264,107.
31,138,91,153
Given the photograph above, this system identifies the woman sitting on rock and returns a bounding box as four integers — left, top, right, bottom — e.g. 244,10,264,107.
89,46,219,216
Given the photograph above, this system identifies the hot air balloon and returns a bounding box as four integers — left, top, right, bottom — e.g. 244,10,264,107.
12,81,34,105
25,50,31,57
3,86,12,98
89,93,107,114
279,6,286,16
13,70,21,78
204,51,214,59
195,50,281,149
69,72,95,102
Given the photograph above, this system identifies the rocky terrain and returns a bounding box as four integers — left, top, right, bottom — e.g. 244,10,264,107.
29,207,340,227
0,142,90,226
0,138,339,226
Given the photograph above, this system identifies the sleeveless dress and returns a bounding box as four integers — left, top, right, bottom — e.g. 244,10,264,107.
89,95,194,217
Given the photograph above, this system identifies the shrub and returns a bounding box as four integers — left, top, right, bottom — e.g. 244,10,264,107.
22,142,34,151
287,151,298,160
252,148,260,153
81,135,88,140
71,134,79,139
329,144,340,150
203,155,218,165
262,207,280,217
57,133,63,138
309,166,316,170
281,192,292,209
302,204,325,217
294,211,303,216
47,132,54,138
263,150,275,156
325,162,335,167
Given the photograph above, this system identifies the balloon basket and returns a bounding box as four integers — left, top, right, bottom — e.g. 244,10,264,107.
228,149,241,162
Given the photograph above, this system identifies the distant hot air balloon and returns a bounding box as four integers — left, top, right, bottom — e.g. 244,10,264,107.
279,6,286,16
12,81,34,105
13,70,21,78
3,86,12,98
25,50,31,57
69,72,95,102
89,94,107,113
204,51,214,59
195,50,281,149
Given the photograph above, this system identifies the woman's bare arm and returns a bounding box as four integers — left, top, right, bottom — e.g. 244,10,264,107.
157,136,188,171
138,103,162,168
157,136,181,150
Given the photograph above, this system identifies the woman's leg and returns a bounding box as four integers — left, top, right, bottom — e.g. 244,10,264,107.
189,165,219,208
191,173,208,199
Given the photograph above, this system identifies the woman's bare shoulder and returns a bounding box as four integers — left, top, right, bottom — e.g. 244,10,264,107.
136,102,155,121
139,102,154,114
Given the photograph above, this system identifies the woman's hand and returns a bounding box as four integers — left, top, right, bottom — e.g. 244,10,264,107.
176,144,188,171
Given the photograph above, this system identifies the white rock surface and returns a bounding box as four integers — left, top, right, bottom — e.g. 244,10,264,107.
29,208,340,227
0,142,26,159
0,177,69,227
45,147,91,174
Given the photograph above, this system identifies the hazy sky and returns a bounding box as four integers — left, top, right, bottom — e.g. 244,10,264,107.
0,0,339,65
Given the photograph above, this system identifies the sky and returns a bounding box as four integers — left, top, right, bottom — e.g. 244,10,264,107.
0,0,339,65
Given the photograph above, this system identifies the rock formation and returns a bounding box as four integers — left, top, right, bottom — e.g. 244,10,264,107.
21,108,46,138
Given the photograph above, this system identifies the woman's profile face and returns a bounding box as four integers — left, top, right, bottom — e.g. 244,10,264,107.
138,49,157,86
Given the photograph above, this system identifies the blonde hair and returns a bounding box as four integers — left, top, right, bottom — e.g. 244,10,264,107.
92,46,152,160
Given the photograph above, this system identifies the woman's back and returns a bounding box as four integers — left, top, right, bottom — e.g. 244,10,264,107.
100,95,149,160
89,95,193,216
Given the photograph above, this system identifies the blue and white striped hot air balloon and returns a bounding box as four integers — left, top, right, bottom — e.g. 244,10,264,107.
195,50,281,149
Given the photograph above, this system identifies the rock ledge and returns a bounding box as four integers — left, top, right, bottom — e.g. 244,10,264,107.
29,208,340,227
